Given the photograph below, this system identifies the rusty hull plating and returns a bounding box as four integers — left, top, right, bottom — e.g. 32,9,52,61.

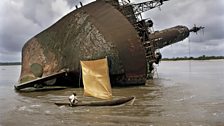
19,0,147,86
18,0,194,87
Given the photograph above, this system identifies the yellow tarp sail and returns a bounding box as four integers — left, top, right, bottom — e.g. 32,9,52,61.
80,58,112,100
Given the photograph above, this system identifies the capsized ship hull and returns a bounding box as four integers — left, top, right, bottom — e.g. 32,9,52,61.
17,0,199,89
19,1,147,87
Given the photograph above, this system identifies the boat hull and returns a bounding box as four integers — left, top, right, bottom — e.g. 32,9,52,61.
55,96,135,107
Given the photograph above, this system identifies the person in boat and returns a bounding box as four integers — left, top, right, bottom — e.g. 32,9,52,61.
68,92,79,106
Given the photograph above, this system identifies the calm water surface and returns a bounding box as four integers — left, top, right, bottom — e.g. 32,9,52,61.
0,60,224,126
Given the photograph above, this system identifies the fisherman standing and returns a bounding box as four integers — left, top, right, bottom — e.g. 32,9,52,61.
68,92,79,106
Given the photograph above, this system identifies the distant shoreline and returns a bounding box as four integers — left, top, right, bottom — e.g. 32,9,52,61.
162,55,224,61
0,55,224,65
0,62,21,66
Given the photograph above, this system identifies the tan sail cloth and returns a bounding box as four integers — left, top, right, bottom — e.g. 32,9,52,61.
80,58,112,99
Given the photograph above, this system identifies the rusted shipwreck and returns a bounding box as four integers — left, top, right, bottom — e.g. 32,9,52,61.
15,0,203,90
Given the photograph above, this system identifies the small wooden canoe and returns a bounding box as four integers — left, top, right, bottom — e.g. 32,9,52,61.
55,96,135,107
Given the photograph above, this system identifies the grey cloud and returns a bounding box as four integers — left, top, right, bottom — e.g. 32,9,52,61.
0,0,74,61
21,0,55,27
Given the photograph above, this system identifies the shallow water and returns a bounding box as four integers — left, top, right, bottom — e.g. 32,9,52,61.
0,60,224,126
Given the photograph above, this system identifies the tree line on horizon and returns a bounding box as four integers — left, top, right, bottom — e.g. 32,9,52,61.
0,62,21,65
162,55,224,61
0,55,223,65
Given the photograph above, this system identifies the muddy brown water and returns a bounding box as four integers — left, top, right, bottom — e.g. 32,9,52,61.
0,60,224,126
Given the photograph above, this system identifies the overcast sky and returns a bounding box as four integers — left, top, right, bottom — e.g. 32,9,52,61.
0,0,224,62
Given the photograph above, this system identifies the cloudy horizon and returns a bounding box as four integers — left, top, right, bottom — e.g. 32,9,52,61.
0,0,223,62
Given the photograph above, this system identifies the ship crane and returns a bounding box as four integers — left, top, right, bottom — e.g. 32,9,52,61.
119,0,169,23
131,0,169,20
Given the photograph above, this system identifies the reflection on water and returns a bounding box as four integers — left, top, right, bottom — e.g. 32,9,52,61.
0,60,224,126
